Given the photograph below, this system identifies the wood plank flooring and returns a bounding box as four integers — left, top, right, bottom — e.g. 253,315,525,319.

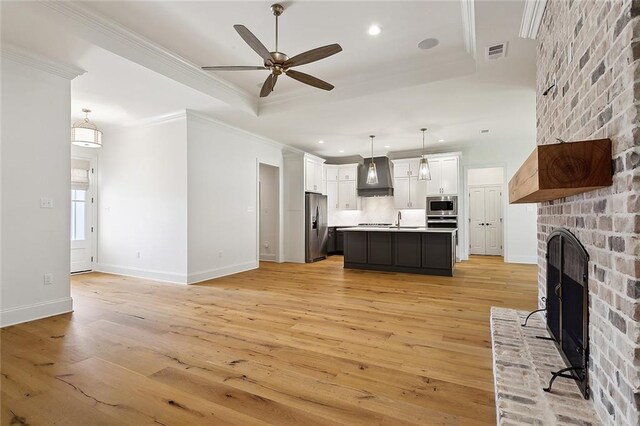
1,255,537,425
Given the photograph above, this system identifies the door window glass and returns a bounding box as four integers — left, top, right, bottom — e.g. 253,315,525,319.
71,189,87,241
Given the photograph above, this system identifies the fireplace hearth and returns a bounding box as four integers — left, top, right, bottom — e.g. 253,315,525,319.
542,228,590,398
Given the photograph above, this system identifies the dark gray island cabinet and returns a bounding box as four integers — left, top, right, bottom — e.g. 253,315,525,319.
341,227,457,276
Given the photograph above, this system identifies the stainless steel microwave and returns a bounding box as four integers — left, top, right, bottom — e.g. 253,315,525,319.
427,196,458,216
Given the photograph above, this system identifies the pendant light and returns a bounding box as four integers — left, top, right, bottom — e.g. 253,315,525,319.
418,128,431,180
71,109,102,148
366,135,378,184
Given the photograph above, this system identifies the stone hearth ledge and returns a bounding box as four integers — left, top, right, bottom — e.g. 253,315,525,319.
490,307,599,425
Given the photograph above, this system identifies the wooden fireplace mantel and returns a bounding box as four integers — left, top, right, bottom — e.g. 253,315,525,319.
508,138,612,204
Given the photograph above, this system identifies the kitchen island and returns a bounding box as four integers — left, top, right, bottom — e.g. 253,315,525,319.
340,227,457,276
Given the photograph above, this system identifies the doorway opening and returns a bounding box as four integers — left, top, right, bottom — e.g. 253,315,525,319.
258,163,279,262
467,167,504,257
70,157,96,273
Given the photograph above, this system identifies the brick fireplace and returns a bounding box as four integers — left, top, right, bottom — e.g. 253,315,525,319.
536,0,640,424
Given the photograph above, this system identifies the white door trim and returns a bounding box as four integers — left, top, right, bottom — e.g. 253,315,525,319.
71,154,98,273
462,164,507,261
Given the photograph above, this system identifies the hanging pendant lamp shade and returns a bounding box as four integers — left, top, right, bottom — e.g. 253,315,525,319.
72,109,102,148
418,128,431,180
366,135,378,184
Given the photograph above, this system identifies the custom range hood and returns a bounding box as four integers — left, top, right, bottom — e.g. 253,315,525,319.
358,156,394,197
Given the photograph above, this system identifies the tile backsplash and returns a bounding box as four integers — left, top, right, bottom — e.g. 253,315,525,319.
328,196,426,227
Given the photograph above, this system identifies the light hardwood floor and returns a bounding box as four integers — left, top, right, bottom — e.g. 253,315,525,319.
1,255,537,425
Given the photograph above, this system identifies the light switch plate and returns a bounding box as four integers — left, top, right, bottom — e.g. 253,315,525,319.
43,273,53,285
40,198,54,208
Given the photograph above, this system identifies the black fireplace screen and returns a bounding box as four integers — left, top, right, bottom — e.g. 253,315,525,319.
545,228,589,398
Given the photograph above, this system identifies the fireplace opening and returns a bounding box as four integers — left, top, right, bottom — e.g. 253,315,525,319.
544,228,590,398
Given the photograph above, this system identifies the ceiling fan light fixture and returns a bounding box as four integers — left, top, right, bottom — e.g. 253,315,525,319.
71,109,102,148
366,135,379,185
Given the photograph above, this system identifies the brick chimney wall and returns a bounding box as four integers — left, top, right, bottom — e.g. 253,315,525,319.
536,0,640,424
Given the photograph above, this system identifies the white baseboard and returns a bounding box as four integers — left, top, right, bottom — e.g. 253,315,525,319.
187,261,258,284
259,253,276,262
506,255,538,264
95,263,188,285
1,297,73,328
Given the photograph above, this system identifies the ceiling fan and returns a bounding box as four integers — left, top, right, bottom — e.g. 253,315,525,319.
202,3,342,98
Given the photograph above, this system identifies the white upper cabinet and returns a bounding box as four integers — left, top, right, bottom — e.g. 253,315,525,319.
338,181,357,210
394,155,458,206
393,176,427,209
440,157,458,195
326,163,358,210
304,155,325,193
393,161,411,178
325,165,339,182
426,156,458,195
392,159,428,209
338,165,357,181
326,181,339,210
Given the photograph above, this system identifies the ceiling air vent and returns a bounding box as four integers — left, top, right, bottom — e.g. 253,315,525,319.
486,42,507,60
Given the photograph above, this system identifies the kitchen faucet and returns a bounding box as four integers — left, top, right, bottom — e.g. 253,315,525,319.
397,211,402,228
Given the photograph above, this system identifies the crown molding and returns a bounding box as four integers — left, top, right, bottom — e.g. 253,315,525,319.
185,109,301,153
38,1,258,116
460,0,476,57
519,0,547,39
1,44,86,80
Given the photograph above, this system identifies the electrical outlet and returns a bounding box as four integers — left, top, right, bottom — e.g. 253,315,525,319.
136,251,141,259
43,273,53,286
40,198,54,209
264,242,269,248
218,251,223,258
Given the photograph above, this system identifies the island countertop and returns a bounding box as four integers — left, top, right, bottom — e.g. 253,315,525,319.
339,227,457,233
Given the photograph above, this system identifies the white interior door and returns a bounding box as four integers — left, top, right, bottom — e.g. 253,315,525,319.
484,185,503,255
70,189,91,272
469,187,486,255
71,159,94,273
469,185,503,256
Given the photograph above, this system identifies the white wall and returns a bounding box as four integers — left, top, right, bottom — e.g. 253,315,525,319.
460,140,537,264
186,111,285,283
468,167,503,186
1,57,76,326
259,164,279,261
96,117,189,283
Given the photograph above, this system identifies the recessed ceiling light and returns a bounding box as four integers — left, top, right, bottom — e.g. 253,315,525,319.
384,145,390,148
339,150,345,153
318,140,325,144
438,139,445,142
418,38,439,50
368,24,381,36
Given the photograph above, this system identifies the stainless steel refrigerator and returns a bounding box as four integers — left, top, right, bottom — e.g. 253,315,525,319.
305,192,328,262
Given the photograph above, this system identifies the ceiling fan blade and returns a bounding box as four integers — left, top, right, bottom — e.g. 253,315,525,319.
286,70,334,91
234,25,273,65
202,66,268,71
284,44,342,68
260,74,275,97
